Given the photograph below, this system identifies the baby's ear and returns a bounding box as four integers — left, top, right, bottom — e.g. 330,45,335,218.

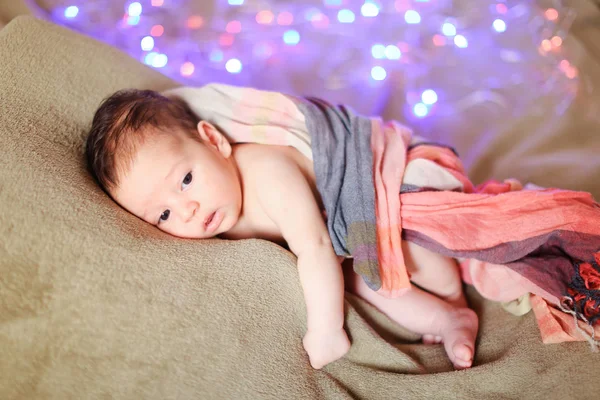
196,121,232,158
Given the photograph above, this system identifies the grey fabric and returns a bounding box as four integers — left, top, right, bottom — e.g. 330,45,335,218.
297,97,381,290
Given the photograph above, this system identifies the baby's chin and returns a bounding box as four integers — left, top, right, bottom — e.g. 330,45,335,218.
215,212,239,237
160,224,215,240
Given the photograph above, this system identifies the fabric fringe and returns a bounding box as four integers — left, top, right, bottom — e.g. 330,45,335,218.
559,297,599,352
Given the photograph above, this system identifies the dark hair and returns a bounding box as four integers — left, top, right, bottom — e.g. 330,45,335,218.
85,89,199,193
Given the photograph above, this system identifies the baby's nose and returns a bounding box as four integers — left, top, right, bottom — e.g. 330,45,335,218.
183,200,199,222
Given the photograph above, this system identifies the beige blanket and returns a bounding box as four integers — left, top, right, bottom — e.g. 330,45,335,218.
1,12,600,399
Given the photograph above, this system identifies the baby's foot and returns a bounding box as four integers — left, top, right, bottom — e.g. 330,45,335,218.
422,334,442,344
422,292,468,345
440,308,479,370
422,292,468,346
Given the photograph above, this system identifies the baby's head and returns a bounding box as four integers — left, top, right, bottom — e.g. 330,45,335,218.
85,89,242,238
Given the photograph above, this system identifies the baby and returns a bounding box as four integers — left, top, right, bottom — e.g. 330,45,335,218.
85,89,479,370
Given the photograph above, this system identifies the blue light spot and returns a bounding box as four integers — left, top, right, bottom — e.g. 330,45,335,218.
128,2,142,17
371,66,387,81
384,45,401,60
493,19,506,33
64,6,79,18
140,36,154,51
371,44,386,59
283,30,300,45
127,15,140,25
253,43,273,58
325,0,343,6
454,34,468,48
421,89,438,105
152,54,168,68
338,9,355,23
442,22,456,36
304,8,320,21
228,0,244,5
209,49,224,62
405,10,421,24
144,52,158,65
226,58,242,73
413,103,429,117
361,3,379,17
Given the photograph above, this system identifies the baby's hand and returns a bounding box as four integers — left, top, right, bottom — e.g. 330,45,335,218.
302,328,351,369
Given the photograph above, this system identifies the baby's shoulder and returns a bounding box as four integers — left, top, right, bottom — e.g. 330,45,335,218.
232,143,305,173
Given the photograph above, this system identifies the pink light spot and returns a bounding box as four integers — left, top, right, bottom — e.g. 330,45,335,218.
432,34,445,46
277,12,294,26
150,25,164,37
180,62,195,77
545,8,559,21
219,34,234,46
256,10,274,25
226,20,242,34
187,16,204,29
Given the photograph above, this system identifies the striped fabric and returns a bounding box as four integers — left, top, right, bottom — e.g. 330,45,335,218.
165,83,600,345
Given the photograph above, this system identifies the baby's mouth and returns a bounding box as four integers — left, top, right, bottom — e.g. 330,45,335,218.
204,212,216,229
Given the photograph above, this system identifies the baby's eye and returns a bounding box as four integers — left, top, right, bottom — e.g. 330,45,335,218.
182,172,193,190
159,209,170,223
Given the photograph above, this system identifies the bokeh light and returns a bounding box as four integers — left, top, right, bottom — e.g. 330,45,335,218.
421,89,438,105
140,36,154,51
371,44,386,59
371,66,387,81
361,2,379,18
126,15,140,26
432,34,445,46
454,35,468,48
150,24,164,37
385,45,401,60
226,20,242,34
226,58,243,73
42,0,578,129
493,19,506,33
413,103,429,117
545,8,559,21
180,61,195,76
210,49,224,62
338,9,356,23
405,10,421,24
283,30,300,45
442,22,456,36
277,12,293,26
256,10,274,25
128,2,142,17
64,6,78,18
187,16,204,29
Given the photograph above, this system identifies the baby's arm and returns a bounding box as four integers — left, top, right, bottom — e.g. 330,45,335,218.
254,154,350,369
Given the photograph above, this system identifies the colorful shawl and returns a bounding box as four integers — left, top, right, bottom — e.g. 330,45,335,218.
164,83,600,346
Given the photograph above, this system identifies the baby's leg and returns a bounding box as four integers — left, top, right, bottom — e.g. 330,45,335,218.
344,266,478,369
403,240,466,308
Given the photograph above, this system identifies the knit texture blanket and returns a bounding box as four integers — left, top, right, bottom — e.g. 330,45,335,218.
165,83,600,345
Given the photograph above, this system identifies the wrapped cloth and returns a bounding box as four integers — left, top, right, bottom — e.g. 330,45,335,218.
164,83,600,345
